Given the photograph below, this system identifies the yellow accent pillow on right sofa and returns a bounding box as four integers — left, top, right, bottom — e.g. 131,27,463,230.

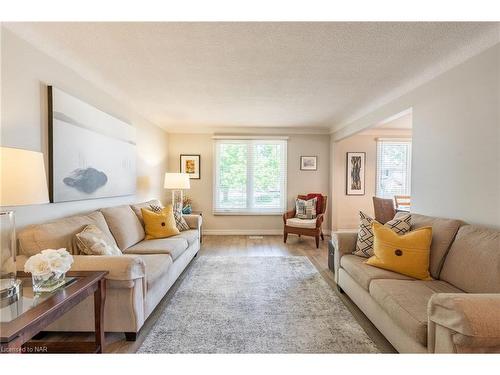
141,205,180,240
366,221,433,280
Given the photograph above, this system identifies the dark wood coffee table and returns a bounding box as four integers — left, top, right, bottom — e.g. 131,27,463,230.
0,271,107,354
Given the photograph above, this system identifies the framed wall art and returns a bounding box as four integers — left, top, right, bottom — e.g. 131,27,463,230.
346,152,365,195
300,156,317,171
180,154,201,179
48,86,136,203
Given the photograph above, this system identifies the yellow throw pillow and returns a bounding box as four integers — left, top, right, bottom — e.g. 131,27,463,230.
141,205,180,240
366,221,433,280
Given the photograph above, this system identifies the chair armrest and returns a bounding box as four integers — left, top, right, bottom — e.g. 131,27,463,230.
315,213,324,228
183,214,202,231
16,254,146,282
428,293,500,353
331,231,358,283
283,210,296,223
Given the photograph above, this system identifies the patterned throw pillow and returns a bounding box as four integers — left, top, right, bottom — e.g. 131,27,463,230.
353,211,411,258
173,203,190,232
295,197,317,219
75,224,122,256
149,204,163,213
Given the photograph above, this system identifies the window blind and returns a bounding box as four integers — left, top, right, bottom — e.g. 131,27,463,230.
376,139,412,199
214,139,287,214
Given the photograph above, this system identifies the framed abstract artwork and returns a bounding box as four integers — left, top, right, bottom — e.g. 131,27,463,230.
48,86,136,203
346,152,365,195
300,156,317,171
180,154,201,179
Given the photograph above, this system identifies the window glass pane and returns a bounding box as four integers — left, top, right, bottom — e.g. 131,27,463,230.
376,140,411,199
253,143,282,209
218,143,247,209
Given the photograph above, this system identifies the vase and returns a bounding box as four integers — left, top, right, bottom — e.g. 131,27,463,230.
182,205,192,214
32,272,66,293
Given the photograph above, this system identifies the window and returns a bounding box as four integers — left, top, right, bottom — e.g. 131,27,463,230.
376,139,412,199
214,138,287,214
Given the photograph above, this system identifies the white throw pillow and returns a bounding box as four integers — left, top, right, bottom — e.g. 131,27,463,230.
295,198,317,219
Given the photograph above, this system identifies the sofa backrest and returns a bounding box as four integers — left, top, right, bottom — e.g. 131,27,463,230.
18,211,116,257
100,205,145,250
440,225,500,293
395,212,462,279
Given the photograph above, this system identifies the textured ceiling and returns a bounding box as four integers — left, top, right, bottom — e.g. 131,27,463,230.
4,22,499,132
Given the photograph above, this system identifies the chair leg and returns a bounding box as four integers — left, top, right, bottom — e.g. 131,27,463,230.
283,231,288,243
298,234,301,238
315,235,319,248
321,231,324,241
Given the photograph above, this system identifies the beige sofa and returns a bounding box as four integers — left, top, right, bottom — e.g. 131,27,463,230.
330,213,500,353
16,200,202,341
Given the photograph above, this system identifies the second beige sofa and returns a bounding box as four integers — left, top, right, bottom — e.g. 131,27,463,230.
16,199,202,341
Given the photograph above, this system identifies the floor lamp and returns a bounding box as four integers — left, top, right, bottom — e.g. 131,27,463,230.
1,147,49,305
164,173,191,210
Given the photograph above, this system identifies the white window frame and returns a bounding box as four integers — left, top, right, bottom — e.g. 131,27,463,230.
213,137,287,215
375,138,412,199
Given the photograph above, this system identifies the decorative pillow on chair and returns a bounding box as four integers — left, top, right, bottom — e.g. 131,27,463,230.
353,211,411,258
295,197,317,219
141,205,180,240
75,224,122,256
366,222,433,280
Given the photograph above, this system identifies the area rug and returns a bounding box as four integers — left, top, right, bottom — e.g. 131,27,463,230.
138,256,379,353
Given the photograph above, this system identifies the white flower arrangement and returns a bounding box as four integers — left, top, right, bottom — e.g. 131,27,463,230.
24,248,74,281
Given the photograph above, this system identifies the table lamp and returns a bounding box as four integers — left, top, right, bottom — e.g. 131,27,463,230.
164,173,190,210
1,147,49,305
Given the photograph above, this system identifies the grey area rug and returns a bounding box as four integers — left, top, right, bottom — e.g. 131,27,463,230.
138,256,379,353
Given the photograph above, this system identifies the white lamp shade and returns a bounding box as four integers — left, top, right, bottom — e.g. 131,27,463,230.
164,173,190,189
1,147,50,206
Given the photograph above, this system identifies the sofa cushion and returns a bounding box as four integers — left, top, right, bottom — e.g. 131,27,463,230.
340,254,413,291
18,211,116,256
123,238,189,261
395,213,462,278
172,229,199,246
369,279,463,346
130,199,163,226
139,254,173,290
286,218,316,229
440,225,500,293
100,205,145,250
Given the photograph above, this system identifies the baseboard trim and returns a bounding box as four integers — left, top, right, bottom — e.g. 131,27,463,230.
203,229,331,236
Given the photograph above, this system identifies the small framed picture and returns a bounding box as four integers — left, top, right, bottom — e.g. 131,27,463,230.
300,156,317,171
346,152,365,195
180,154,201,179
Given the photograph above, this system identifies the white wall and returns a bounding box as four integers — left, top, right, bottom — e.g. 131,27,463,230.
1,28,170,230
167,133,331,233
333,43,500,229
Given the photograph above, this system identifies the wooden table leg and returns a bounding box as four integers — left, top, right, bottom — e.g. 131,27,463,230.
94,278,106,353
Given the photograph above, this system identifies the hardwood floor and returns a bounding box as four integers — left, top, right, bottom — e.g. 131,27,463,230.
34,235,396,353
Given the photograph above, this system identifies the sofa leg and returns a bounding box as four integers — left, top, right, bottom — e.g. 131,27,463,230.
336,285,345,294
124,332,137,341
283,231,288,243
315,235,319,248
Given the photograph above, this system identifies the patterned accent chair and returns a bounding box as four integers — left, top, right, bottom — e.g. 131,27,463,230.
283,194,328,248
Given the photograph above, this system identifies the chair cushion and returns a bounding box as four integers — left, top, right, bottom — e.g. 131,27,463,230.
369,279,463,346
340,254,413,290
139,254,173,290
18,211,116,256
123,238,189,261
440,225,500,293
395,212,462,278
172,229,199,246
100,205,145,250
286,218,316,229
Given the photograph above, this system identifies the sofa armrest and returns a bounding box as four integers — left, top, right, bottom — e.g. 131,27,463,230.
16,254,146,282
428,293,500,353
183,214,202,231
331,231,358,283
